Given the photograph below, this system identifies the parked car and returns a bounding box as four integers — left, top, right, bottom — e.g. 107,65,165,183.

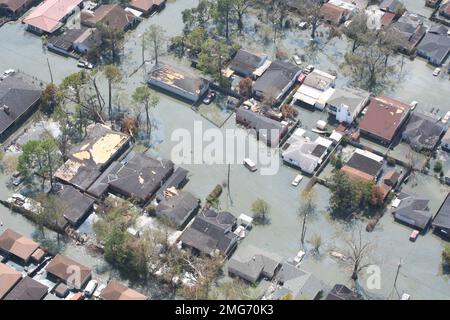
77,60,93,69
433,67,441,76
84,280,98,297
203,91,216,104
243,158,257,172
291,174,303,186
304,65,314,74
409,230,419,242
297,73,307,84
1,69,15,80
292,54,302,65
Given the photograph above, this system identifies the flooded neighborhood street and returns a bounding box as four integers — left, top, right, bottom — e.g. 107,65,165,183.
0,0,449,300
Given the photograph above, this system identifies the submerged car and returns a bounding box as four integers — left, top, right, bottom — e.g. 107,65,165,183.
203,91,216,104
291,174,303,186
1,69,15,80
433,68,441,76
77,60,93,69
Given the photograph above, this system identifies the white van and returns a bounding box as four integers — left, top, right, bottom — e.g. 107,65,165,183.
243,158,257,172
84,280,98,297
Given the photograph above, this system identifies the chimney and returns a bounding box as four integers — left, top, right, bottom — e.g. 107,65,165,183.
2,105,10,115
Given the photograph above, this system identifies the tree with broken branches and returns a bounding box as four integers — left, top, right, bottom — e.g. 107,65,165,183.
131,86,159,140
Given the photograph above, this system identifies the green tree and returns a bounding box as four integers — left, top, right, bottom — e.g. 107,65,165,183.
96,22,125,64
17,139,61,191
442,245,450,273
40,83,62,114
132,86,159,139
329,170,356,216
251,198,270,225
434,161,443,173
35,193,67,240
232,0,253,34
102,65,122,120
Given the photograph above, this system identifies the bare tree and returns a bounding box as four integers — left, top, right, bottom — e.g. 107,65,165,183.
344,228,373,281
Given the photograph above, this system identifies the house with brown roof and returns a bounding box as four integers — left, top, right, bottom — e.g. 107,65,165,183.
128,0,166,16
0,229,40,264
3,276,48,300
319,2,349,25
45,254,91,289
81,4,139,31
100,280,148,300
359,96,412,145
0,263,22,299
341,148,384,183
0,0,35,17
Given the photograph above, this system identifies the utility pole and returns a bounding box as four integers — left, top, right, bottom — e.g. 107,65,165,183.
393,259,402,289
46,58,53,84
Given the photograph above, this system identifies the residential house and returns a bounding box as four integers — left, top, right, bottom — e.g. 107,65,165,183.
391,12,427,54
441,129,450,151
54,123,131,192
379,0,404,14
292,69,336,110
329,0,366,13
0,73,42,142
0,263,22,299
155,189,200,230
253,60,301,103
81,4,139,31
265,262,323,300
326,87,370,124
0,0,35,18
359,96,412,145
179,209,239,257
326,284,364,300
341,0,368,10
439,1,450,20
154,167,189,202
402,112,445,151
128,0,166,16
87,152,174,205
146,63,209,103
23,0,82,34
281,128,333,174
58,185,95,228
229,49,270,78
365,5,388,30
100,280,148,300
319,2,349,25
236,107,288,147
341,148,384,182
417,24,450,66
47,27,100,56
228,245,282,283
0,229,40,265
383,170,400,187
432,192,450,239
3,276,48,300
46,254,91,289
393,192,431,231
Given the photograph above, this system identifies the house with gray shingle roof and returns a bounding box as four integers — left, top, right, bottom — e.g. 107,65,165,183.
393,192,431,231
326,87,370,124
402,112,445,151
417,24,450,66
228,245,282,283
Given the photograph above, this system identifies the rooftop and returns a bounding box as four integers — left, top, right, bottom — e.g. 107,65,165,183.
58,185,95,227
326,87,370,113
432,192,450,232
393,192,431,230
46,254,91,289
402,112,445,151
0,229,39,263
155,189,199,230
230,49,268,76
0,262,22,299
101,280,147,300
359,96,412,143
3,276,48,300
81,4,136,30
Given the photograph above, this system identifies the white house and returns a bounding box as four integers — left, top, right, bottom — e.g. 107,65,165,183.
326,87,371,124
291,69,336,110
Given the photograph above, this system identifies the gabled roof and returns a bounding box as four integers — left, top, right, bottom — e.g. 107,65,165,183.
417,26,450,65
271,262,323,300
46,254,91,288
0,0,30,13
130,0,164,12
23,0,82,33
253,60,300,100
228,245,282,283
326,284,363,300
0,75,41,136
326,87,370,113
402,112,445,150
156,191,199,229
0,263,22,299
180,210,238,256
320,2,347,24
345,150,384,177
106,152,175,204
393,192,431,230
359,96,412,143
0,229,39,262
433,192,450,231
3,276,48,300
101,281,147,300
379,0,402,13
230,49,268,76
58,185,95,226
81,4,135,30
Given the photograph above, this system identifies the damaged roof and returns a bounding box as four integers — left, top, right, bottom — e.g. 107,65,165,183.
156,190,199,230
402,112,445,151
